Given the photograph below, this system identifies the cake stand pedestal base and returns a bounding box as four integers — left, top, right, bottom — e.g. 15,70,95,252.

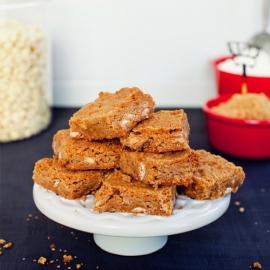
93,234,168,256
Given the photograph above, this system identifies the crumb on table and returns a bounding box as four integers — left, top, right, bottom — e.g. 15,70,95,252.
38,256,47,265
234,201,241,206
63,254,73,263
0,239,6,245
3,242,12,249
239,207,245,213
253,262,262,269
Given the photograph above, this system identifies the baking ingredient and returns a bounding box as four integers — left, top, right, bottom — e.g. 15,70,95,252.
217,49,270,77
0,20,51,142
211,93,270,120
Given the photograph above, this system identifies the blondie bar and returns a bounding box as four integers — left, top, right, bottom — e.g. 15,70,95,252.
53,129,122,170
179,150,245,200
119,149,199,188
94,170,177,216
69,87,155,140
120,110,190,153
33,158,106,199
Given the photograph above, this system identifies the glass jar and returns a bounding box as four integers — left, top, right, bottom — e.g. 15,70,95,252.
0,0,52,142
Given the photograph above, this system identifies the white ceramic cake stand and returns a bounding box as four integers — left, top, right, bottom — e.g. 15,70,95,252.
33,183,230,256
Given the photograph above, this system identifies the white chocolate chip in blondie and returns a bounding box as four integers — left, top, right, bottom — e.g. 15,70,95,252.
121,119,130,128
85,157,95,164
224,187,232,194
132,207,147,214
70,131,80,138
139,162,145,180
141,103,150,117
54,180,60,188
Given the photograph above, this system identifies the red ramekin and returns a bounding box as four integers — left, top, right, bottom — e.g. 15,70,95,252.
203,93,270,159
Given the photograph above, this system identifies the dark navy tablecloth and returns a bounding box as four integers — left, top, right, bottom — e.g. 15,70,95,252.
1,108,269,270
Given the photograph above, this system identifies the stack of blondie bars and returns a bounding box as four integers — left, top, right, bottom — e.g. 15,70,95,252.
33,87,245,217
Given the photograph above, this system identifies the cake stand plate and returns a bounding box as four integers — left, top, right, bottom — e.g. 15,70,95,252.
33,183,231,256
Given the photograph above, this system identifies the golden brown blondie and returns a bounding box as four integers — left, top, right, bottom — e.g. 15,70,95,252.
119,149,199,188
94,170,177,216
53,129,122,170
179,150,245,200
69,87,155,140
33,158,106,199
121,110,190,153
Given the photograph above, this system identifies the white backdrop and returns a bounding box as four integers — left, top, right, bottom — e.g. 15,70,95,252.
49,0,264,107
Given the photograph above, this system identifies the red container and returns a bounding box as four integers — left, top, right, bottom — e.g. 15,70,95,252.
212,56,270,95
203,94,270,159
